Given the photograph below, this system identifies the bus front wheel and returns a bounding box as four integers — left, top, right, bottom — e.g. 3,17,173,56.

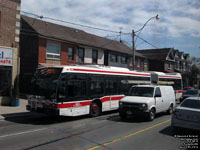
90,102,101,117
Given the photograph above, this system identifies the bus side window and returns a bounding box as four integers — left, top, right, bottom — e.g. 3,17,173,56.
120,77,129,95
88,75,105,97
67,73,87,101
105,76,119,95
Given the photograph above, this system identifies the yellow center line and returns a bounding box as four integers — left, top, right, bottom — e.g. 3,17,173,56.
88,119,171,150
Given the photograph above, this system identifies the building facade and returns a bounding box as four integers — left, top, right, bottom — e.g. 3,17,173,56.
0,0,21,105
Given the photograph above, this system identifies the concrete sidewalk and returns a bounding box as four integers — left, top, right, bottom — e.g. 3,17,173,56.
0,99,43,120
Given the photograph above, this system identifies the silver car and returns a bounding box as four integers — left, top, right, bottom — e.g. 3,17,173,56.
171,97,200,131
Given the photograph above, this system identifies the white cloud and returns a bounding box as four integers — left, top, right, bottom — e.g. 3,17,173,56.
21,0,200,55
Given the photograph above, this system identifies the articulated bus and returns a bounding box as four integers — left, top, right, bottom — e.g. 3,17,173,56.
27,65,183,117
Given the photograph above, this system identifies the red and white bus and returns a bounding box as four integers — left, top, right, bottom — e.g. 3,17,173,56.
27,65,183,117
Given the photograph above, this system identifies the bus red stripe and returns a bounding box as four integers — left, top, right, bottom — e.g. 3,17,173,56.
175,90,185,93
111,96,124,100
57,101,91,108
101,97,110,103
73,68,150,77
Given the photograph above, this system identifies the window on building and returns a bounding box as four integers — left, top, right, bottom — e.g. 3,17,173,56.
168,63,171,69
121,56,127,64
137,58,141,67
110,54,118,62
175,61,179,69
46,42,60,59
130,58,133,66
92,50,98,64
183,62,185,71
68,48,74,61
78,48,84,63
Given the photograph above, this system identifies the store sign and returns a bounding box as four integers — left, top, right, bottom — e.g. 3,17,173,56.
0,47,13,66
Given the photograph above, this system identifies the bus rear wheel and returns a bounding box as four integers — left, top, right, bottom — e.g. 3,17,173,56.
90,102,101,117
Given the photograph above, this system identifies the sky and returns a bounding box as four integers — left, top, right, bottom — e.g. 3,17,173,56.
21,0,200,57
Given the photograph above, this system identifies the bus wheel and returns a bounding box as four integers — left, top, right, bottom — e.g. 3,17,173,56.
90,102,101,117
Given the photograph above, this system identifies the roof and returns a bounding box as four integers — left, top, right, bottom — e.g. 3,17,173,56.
21,15,144,57
136,48,173,61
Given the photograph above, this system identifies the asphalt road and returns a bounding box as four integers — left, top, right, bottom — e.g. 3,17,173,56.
0,111,199,150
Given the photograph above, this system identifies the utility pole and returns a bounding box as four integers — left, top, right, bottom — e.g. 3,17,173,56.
132,30,135,70
131,15,159,70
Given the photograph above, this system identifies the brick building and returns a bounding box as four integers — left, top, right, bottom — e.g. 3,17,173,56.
0,0,21,105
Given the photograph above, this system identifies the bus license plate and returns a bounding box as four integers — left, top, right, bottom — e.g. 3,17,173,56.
127,111,132,115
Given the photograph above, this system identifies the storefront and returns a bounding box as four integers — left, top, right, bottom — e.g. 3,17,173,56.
0,46,14,105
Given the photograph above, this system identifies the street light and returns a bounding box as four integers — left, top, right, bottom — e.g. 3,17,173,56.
132,14,159,70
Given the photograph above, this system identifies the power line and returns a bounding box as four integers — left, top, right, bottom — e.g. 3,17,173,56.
135,35,158,48
121,32,159,49
43,16,120,34
0,2,120,34
101,35,121,48
135,41,145,49
0,2,159,49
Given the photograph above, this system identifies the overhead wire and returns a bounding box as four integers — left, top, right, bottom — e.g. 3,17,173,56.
0,2,120,34
0,2,159,49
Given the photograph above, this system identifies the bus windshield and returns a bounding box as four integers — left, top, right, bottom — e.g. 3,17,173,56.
31,67,62,99
128,87,154,97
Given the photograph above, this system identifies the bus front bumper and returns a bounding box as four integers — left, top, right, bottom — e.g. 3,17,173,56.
26,105,59,116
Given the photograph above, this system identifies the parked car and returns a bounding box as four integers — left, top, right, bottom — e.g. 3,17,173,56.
171,97,200,131
119,85,175,121
179,89,200,103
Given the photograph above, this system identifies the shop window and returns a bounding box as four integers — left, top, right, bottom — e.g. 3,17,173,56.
0,67,11,96
46,42,60,59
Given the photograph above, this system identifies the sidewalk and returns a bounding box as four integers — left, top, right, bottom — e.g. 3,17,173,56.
0,99,43,120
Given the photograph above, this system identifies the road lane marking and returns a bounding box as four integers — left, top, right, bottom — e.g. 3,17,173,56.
0,128,48,138
88,119,171,150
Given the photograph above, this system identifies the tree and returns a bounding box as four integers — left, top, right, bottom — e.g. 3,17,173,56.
189,56,200,88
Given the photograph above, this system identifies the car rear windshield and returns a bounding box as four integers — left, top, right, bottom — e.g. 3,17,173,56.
181,99,200,109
